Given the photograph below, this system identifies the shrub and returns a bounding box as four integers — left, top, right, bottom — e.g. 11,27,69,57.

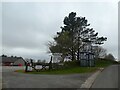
63,60,80,68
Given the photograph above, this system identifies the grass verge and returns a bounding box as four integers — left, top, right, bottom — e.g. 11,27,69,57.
15,67,98,74
15,59,118,74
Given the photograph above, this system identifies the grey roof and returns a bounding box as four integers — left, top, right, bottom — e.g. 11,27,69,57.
1,57,18,63
13,59,25,65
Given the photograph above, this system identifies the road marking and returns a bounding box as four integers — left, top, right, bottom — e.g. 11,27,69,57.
80,68,104,88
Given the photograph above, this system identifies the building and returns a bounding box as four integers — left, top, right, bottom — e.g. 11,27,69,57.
13,59,25,66
1,56,25,66
52,53,62,63
64,56,71,61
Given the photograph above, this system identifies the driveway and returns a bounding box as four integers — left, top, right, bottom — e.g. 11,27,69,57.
2,66,93,88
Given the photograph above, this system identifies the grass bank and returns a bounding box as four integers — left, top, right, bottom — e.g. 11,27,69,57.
95,59,118,67
15,59,118,74
15,66,98,74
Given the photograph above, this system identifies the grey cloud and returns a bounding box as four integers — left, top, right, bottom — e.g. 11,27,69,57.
2,2,118,60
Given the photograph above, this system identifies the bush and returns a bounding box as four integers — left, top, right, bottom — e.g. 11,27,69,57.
63,60,80,68
95,58,118,67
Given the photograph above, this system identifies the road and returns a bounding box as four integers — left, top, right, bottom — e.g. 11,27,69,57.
2,65,119,89
91,65,119,88
2,66,93,88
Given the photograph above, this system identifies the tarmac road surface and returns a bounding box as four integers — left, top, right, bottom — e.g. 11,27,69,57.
91,65,119,88
2,66,93,88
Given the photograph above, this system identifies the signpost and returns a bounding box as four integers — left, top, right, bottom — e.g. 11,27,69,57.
79,52,95,67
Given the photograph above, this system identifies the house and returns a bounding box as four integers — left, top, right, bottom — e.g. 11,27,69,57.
13,59,25,66
64,56,71,61
2,57,16,66
1,56,25,66
52,53,62,63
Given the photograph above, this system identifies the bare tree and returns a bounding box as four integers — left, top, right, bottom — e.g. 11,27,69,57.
105,53,115,61
93,46,107,59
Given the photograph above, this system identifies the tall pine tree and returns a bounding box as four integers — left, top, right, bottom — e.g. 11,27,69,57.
48,12,107,61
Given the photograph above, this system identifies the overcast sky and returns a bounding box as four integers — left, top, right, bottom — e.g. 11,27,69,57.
1,1,118,61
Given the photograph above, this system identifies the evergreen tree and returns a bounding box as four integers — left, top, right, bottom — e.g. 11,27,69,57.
48,12,107,61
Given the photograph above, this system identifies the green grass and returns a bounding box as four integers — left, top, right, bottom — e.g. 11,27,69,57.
15,59,118,74
15,66,98,74
95,59,118,67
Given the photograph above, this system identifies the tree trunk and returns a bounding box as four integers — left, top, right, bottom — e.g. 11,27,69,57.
77,48,80,61
71,47,75,61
